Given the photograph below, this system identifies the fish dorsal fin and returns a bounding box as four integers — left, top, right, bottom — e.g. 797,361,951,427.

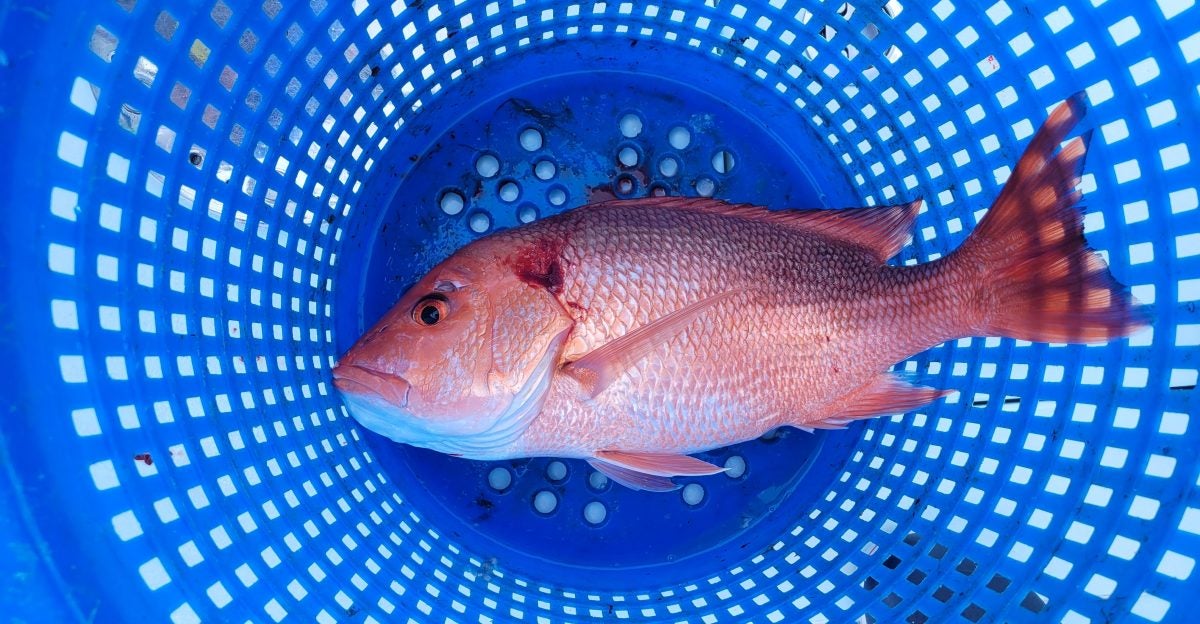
561,291,736,398
586,197,923,262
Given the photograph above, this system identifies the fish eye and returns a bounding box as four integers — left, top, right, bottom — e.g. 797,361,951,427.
413,295,448,326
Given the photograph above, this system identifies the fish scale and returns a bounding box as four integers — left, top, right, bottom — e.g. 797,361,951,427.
509,203,955,456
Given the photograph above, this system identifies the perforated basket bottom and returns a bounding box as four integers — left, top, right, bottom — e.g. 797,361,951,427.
337,65,868,586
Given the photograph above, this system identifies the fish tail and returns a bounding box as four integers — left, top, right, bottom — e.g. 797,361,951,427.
954,92,1148,343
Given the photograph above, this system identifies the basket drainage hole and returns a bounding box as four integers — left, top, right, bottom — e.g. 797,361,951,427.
712,150,736,174
475,153,500,178
469,211,491,233
724,455,746,478
499,181,520,202
547,187,567,206
588,471,609,490
440,190,465,215
669,126,691,149
519,128,543,151
545,461,567,482
533,490,558,514
619,113,643,138
695,177,715,197
584,501,607,525
616,175,636,195
659,155,680,177
488,467,512,491
618,146,639,167
517,203,538,224
534,159,556,180
682,483,705,506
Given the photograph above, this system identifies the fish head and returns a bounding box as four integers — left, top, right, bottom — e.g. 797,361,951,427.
333,240,573,455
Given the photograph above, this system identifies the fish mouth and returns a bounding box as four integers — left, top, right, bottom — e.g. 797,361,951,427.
332,363,411,408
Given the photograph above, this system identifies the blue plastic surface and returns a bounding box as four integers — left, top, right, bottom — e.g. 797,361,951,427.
0,0,1197,623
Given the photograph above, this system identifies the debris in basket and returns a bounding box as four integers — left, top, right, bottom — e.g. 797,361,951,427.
334,93,1148,492
134,453,153,466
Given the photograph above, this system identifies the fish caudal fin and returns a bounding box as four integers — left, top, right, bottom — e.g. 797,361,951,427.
956,92,1148,343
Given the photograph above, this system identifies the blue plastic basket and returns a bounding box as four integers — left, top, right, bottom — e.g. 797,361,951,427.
2,0,1198,622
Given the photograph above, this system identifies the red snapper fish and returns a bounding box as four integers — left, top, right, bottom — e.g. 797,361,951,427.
333,95,1145,491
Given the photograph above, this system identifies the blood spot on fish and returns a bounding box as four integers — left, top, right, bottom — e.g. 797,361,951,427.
134,453,153,465
566,301,589,321
512,240,566,294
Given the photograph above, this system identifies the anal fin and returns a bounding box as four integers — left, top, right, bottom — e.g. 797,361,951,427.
810,373,951,429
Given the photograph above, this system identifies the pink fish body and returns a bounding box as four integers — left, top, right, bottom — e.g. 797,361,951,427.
334,95,1145,490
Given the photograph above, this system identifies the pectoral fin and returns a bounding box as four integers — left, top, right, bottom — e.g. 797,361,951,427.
561,291,735,398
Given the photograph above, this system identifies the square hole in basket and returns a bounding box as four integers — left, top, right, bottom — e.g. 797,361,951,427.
188,145,206,168
154,11,177,40
190,39,211,67
956,558,977,575
133,56,158,86
906,569,927,584
219,66,238,90
986,573,1010,593
883,592,902,608
906,610,928,624
90,25,118,62
962,604,986,622
211,0,233,27
933,585,953,602
169,82,191,109
202,104,220,129
883,555,902,569
240,29,259,53
286,22,304,45
118,103,141,134
155,125,176,153
1021,591,1047,612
